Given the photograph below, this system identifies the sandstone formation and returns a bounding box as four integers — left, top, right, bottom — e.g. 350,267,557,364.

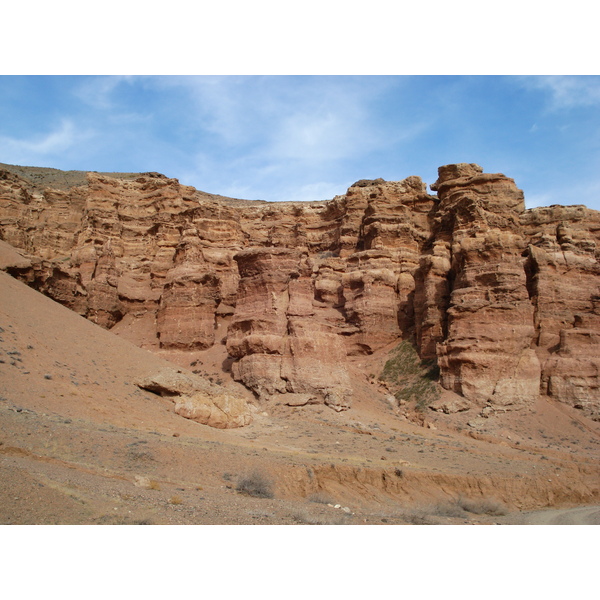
226,247,352,410
432,164,540,408
135,367,252,429
1,163,599,419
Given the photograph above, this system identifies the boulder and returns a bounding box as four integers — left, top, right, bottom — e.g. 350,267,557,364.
174,392,252,429
135,367,252,428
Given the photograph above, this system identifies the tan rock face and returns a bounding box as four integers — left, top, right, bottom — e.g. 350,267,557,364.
135,367,252,428
227,248,352,410
521,205,600,413
1,163,599,417
432,165,540,408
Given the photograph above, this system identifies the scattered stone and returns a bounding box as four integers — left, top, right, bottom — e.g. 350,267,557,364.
430,397,471,414
133,475,152,489
480,406,495,418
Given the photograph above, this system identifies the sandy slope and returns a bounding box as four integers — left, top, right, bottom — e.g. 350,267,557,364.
1,258,600,524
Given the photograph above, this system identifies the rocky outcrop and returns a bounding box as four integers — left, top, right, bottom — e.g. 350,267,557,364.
432,164,540,408
135,368,252,428
1,162,599,418
521,205,600,413
226,247,352,410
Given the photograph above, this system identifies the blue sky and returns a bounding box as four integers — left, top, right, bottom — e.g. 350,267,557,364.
1,75,599,211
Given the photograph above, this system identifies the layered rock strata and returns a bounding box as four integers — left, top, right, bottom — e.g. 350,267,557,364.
1,163,599,417
521,205,600,413
226,247,352,410
432,164,540,408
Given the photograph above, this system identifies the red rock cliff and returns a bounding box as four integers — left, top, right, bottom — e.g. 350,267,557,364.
1,164,598,417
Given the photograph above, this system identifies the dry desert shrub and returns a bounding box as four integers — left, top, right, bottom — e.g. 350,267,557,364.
456,496,509,516
426,501,468,518
168,495,183,505
402,512,438,525
307,492,334,505
235,470,274,499
415,496,509,519
292,510,349,525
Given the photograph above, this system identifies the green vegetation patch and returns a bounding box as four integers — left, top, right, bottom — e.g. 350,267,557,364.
379,341,440,411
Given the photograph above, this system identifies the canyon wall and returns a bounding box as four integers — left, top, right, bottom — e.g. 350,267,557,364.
1,164,599,417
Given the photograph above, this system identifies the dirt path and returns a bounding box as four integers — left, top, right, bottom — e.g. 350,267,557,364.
502,505,600,525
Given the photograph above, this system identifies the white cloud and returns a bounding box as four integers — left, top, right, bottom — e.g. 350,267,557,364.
142,76,417,201
0,119,92,164
74,76,135,110
269,108,371,163
154,76,401,161
520,76,600,110
151,76,259,146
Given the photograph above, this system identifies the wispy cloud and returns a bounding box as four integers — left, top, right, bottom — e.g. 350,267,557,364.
519,75,600,110
2,76,597,209
74,76,135,110
0,119,93,164
152,76,266,146
154,76,403,161
141,76,419,200
268,108,377,164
